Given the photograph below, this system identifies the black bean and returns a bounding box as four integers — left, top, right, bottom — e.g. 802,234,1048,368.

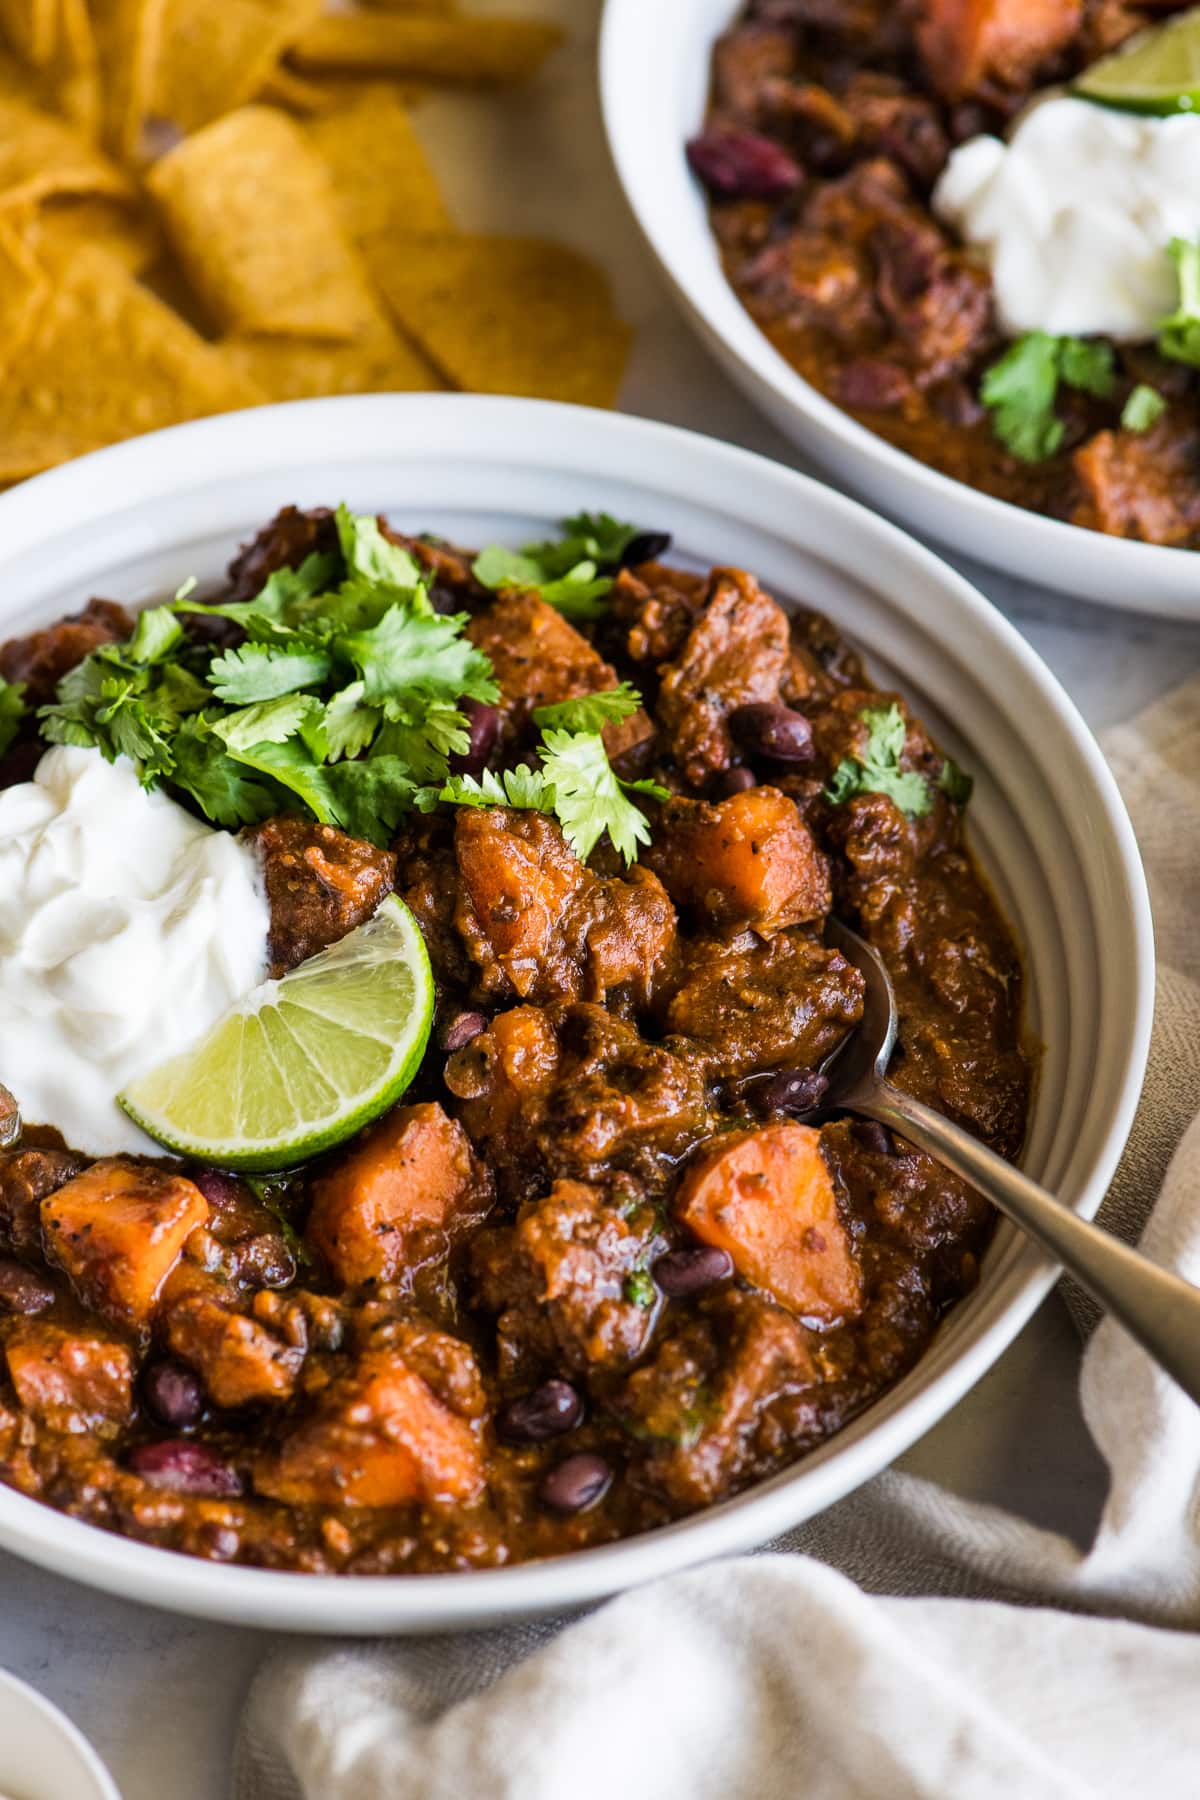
539,1453,612,1515
498,1379,584,1445
188,1167,247,1213
712,766,757,799
619,530,672,569
448,699,501,778
652,1246,734,1299
686,127,803,200
129,1440,242,1498
142,1360,205,1430
440,1010,488,1054
0,1258,55,1316
748,1069,829,1117
852,1119,893,1156
729,702,814,764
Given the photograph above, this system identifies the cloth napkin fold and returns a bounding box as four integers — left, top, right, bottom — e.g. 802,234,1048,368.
236,677,1200,1800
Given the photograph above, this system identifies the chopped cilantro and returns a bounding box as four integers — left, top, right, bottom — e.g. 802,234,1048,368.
531,682,642,734
539,729,668,864
471,511,652,621
824,703,932,819
1121,383,1167,433
937,755,973,807
0,677,25,759
623,1268,657,1309
980,332,1116,463
208,643,333,704
1158,238,1200,368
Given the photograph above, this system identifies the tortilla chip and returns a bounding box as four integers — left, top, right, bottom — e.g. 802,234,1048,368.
368,233,632,407
142,0,321,140
305,86,450,252
146,105,376,340
256,61,332,114
0,0,56,67
0,94,132,206
291,15,562,84
53,0,99,136
0,247,263,482
224,308,445,402
28,192,162,272
0,215,46,381
91,0,166,162
359,0,457,10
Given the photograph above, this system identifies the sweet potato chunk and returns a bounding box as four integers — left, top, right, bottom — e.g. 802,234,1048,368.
5,1323,134,1434
165,1292,303,1407
306,1103,486,1289
915,0,1082,102
254,1348,484,1507
455,808,591,1000
648,787,830,935
677,1122,862,1323
41,1161,209,1329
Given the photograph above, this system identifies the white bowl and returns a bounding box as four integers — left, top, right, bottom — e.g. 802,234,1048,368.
0,1671,121,1800
0,394,1152,1632
600,0,1200,619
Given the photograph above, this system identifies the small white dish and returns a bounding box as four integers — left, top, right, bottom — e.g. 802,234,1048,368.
600,0,1200,618
0,394,1153,1632
0,1671,120,1800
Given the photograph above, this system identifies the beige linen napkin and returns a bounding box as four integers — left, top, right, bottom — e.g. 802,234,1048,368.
236,678,1200,1800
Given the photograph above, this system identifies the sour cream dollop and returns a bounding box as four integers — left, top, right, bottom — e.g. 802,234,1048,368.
932,95,1200,340
0,746,270,1156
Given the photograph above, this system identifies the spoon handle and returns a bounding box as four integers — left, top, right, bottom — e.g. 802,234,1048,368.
861,1080,1200,1408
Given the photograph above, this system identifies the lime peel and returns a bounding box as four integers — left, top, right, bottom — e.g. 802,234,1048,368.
1076,8,1200,114
118,895,434,1172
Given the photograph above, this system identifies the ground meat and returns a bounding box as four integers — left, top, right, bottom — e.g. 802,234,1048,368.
0,599,132,705
247,815,396,975
1071,419,1200,546
471,1180,667,1379
0,1148,86,1258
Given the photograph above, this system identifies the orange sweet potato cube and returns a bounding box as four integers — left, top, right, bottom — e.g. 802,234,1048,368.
677,1121,862,1324
41,1160,209,1328
651,787,830,935
306,1103,482,1288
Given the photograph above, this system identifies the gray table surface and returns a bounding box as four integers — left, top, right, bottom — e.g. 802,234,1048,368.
5,6,1200,1794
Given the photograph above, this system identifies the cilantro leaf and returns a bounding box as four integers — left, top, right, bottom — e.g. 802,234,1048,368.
128,606,184,663
174,551,339,634
472,517,631,621
471,545,542,590
207,642,332,704
532,682,643,733
170,720,281,828
221,736,338,824
981,333,1116,463
1158,237,1200,368
1121,383,1167,433
323,681,381,762
212,694,320,754
538,728,667,864
419,765,552,813
322,756,417,846
373,702,470,783
557,512,645,567
0,678,25,759
824,704,932,819
341,605,498,716
335,504,424,591
937,756,973,807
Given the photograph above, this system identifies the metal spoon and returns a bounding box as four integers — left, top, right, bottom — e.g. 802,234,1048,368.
821,917,1200,1406
0,1085,17,1151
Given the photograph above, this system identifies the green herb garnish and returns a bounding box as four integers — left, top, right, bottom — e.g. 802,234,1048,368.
824,703,932,819
0,677,26,759
980,332,1116,462
471,511,645,620
1158,237,1200,368
1120,384,1168,433
623,1268,657,1309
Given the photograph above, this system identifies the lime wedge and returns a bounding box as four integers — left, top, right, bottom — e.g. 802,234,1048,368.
119,896,434,1172
1076,7,1200,113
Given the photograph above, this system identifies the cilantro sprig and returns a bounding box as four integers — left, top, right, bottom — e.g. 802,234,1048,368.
824,703,970,819
1158,237,1200,369
980,333,1116,463
0,677,26,759
471,511,658,621
421,686,667,866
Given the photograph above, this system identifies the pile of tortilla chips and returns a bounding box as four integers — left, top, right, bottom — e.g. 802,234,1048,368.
0,0,632,483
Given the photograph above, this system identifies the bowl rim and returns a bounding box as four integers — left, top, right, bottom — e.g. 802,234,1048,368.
0,393,1155,1632
597,0,1200,606
0,1670,122,1800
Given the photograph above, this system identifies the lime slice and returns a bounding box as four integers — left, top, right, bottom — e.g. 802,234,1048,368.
119,896,434,1172
1076,7,1200,113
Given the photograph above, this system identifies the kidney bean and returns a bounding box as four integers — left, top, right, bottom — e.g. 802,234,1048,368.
449,699,501,778
188,1167,247,1213
747,1068,829,1117
836,359,912,413
686,127,802,200
712,766,757,799
852,1119,894,1156
129,1440,243,1498
539,1453,612,1515
498,1379,584,1445
619,530,672,568
440,1010,488,1054
142,1360,205,1430
729,702,814,763
652,1246,733,1299
0,1258,55,1315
